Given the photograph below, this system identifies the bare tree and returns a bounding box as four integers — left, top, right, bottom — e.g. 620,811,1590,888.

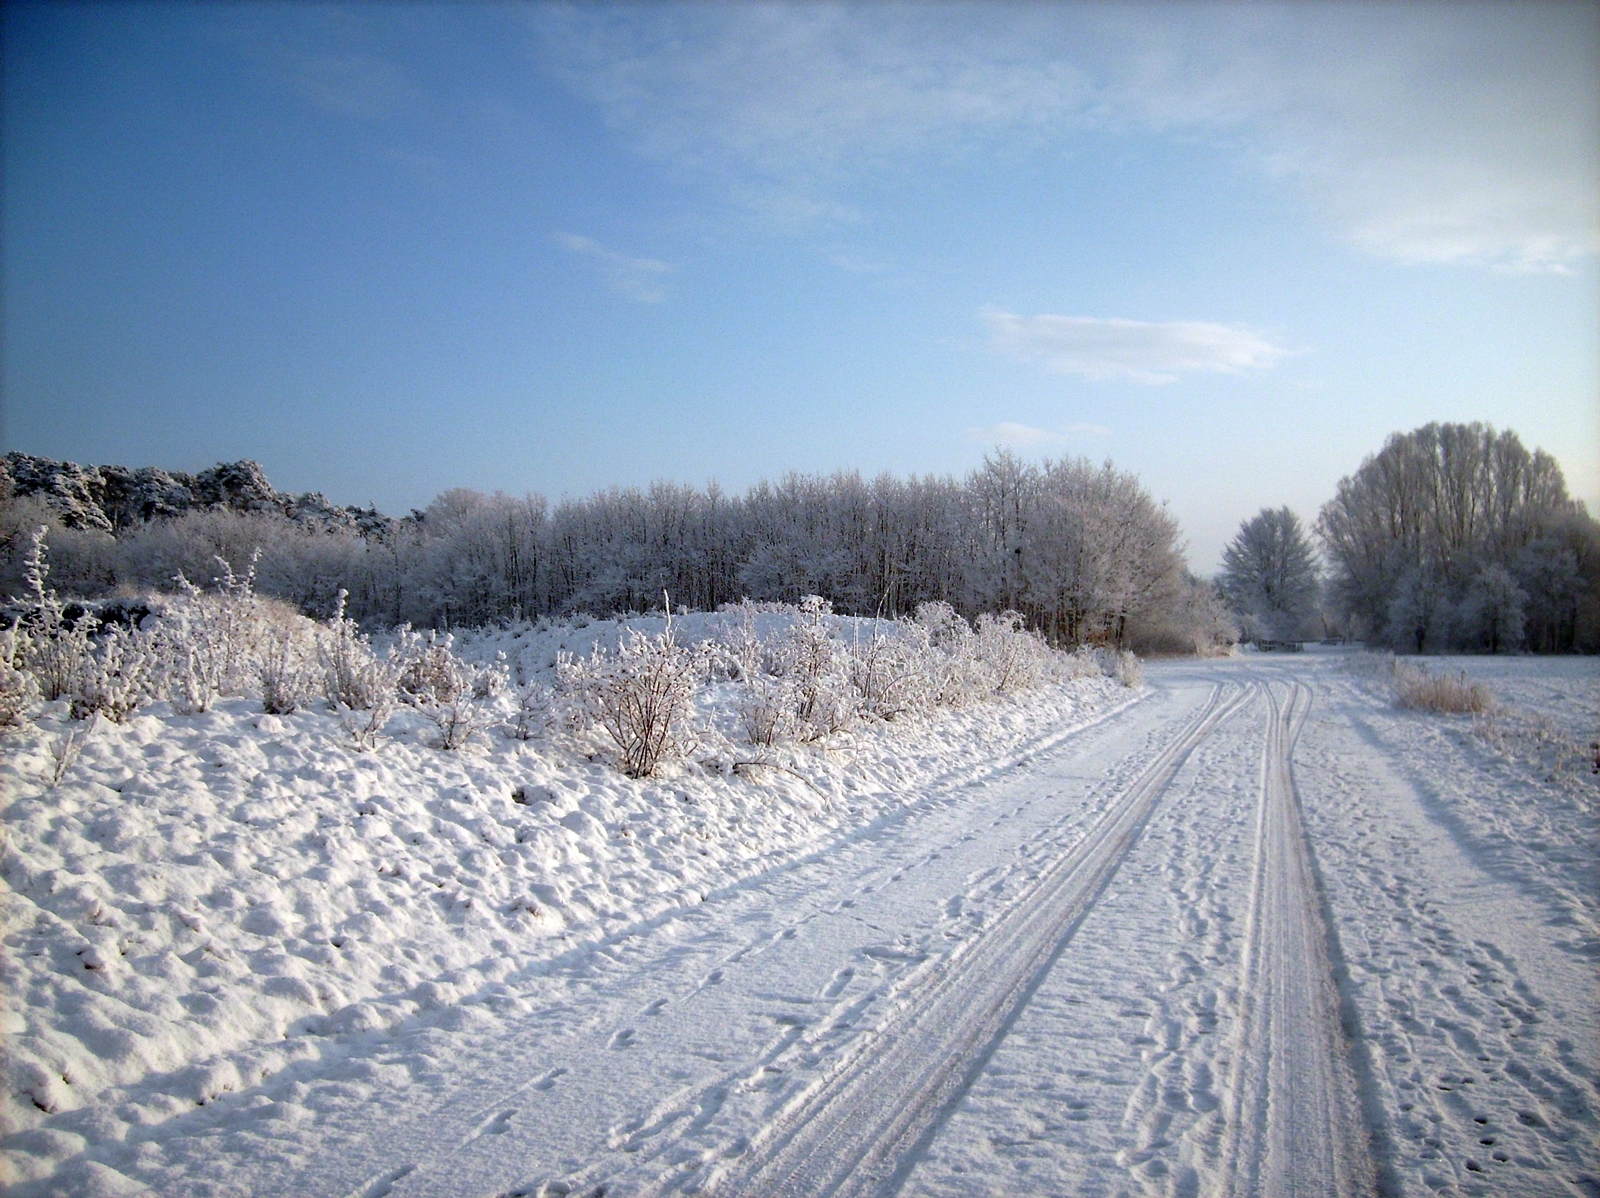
1318,422,1597,651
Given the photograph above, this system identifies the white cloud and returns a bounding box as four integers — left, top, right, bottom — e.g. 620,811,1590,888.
1104,5,1599,272
554,233,674,303
985,312,1289,384
965,421,1113,448
533,5,1598,270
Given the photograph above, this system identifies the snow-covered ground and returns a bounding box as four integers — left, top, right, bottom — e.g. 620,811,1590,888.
1418,653,1599,742
3,648,1596,1196
0,612,1133,1194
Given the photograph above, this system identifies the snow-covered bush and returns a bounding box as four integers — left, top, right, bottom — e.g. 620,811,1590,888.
714,599,765,683
394,629,501,750
8,527,157,722
318,591,394,712
473,652,509,700
70,624,158,722
737,673,795,746
0,621,38,728
1098,647,1144,688
314,591,406,749
559,616,703,777
15,528,96,702
848,621,935,721
163,550,268,710
718,596,1137,749
343,683,400,751
914,601,992,707
714,599,823,744
256,607,320,714
974,611,1048,693
397,629,466,704
427,691,490,750
507,678,554,741
769,597,858,742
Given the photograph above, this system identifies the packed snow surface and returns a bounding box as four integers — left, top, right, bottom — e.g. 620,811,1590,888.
3,647,1596,1197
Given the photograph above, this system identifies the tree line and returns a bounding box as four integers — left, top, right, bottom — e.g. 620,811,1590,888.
0,452,1232,654
11,420,1591,654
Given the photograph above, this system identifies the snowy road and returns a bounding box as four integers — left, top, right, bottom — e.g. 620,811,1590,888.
13,653,1597,1197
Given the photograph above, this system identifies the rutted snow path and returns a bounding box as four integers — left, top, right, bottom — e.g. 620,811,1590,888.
694,684,1252,1198
1219,679,1373,1198
11,653,1597,1197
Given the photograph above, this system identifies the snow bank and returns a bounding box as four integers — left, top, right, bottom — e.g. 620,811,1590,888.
0,616,1133,1151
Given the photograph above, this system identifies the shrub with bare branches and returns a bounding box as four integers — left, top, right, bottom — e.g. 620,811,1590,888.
258,621,317,714
394,628,501,750
70,625,158,722
559,614,702,777
848,621,936,721
15,528,95,702
974,611,1049,693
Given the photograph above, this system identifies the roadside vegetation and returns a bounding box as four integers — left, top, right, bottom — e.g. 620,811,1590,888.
0,528,1138,779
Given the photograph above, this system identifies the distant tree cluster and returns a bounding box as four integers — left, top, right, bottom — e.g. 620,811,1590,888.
1316,422,1599,653
1,451,1232,653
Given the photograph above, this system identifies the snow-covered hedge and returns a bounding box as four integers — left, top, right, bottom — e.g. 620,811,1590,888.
1,530,1140,778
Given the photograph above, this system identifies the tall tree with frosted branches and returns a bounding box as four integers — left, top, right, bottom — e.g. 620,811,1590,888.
1219,507,1321,641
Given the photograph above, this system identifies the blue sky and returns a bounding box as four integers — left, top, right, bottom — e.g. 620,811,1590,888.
4,2,1596,572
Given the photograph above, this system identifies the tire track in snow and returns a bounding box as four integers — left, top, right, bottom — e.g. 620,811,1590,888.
686,681,1254,1198
1221,678,1376,1198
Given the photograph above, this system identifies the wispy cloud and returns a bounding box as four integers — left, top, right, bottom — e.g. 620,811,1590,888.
985,312,1289,384
533,6,1090,227
533,6,1597,270
965,421,1113,448
291,53,411,119
825,248,891,275
1107,6,1598,272
554,233,674,303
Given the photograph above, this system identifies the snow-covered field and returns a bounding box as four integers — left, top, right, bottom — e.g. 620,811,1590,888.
3,646,1596,1196
1423,653,1599,741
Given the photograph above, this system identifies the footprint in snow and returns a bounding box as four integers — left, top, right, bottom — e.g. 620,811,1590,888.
354,1164,416,1198
821,967,854,999
474,1109,517,1137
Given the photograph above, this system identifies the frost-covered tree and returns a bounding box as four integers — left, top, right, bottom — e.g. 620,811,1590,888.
1317,422,1598,651
1386,567,1453,654
1514,519,1597,654
1460,564,1526,654
1219,507,1321,642
1128,572,1238,656
1024,458,1184,647
3,450,1214,649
